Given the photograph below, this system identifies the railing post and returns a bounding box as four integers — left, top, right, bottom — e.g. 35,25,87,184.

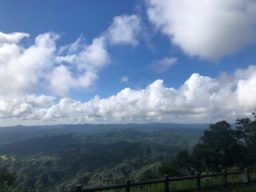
223,169,228,188
243,168,250,184
76,185,82,192
196,172,201,191
126,180,131,192
164,175,170,192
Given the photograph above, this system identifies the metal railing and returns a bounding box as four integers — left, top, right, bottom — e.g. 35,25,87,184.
75,168,255,192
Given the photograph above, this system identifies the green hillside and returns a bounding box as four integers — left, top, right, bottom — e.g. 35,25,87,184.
0,125,203,192
2,115,256,192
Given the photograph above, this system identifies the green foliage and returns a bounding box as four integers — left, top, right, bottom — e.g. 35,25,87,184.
0,167,15,186
192,121,239,171
0,167,15,192
235,115,256,167
162,113,256,176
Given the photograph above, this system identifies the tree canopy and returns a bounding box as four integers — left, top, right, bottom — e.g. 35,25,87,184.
162,113,256,175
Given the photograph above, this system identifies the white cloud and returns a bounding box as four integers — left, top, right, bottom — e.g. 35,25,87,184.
146,0,256,60
0,95,55,120
54,36,109,95
235,66,256,108
0,65,256,125
151,57,177,73
0,32,29,44
0,31,109,96
0,32,57,95
107,15,141,46
49,65,75,96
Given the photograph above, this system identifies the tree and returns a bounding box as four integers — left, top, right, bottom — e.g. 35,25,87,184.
0,167,15,192
235,113,256,167
163,113,256,175
192,121,239,171
0,167,15,186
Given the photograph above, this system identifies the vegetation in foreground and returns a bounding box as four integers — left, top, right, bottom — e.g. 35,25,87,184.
162,113,256,177
1,113,256,191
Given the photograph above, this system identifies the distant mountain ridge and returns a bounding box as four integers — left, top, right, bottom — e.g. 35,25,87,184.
0,123,208,145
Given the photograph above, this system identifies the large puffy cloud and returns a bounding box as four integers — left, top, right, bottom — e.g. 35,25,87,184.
0,65,256,125
0,33,57,95
53,36,109,95
235,66,256,108
0,32,109,96
146,0,256,60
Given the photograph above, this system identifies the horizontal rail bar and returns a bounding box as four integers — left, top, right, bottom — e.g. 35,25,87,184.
83,184,127,191
131,178,164,186
83,178,165,191
170,175,199,181
80,169,256,191
200,171,242,178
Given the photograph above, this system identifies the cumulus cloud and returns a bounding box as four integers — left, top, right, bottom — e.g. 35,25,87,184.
0,32,57,95
0,65,256,125
0,95,55,120
151,57,177,73
107,15,141,45
0,32,109,96
54,36,109,95
146,0,256,60
0,14,141,97
235,66,256,108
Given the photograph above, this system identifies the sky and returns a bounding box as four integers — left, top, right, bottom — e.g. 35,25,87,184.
0,0,256,126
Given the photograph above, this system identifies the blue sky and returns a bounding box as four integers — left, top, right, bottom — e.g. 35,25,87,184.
0,0,256,125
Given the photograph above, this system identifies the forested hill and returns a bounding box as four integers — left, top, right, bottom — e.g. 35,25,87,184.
2,118,256,192
0,124,204,192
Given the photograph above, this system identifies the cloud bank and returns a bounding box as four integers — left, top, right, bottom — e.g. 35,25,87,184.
0,65,256,125
146,0,256,60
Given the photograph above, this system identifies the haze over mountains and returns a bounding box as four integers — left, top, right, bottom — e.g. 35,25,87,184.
0,123,207,145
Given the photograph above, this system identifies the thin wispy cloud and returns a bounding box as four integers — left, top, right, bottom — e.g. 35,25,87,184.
151,57,177,73
121,76,129,83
